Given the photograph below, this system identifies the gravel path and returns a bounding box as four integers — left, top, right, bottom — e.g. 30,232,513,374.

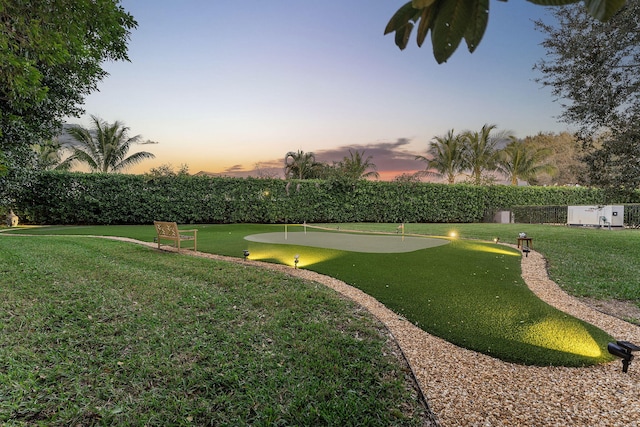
91,238,640,426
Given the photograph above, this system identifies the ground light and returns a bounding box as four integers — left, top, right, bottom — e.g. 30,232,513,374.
294,254,299,268
449,231,457,238
243,249,250,260
607,341,640,372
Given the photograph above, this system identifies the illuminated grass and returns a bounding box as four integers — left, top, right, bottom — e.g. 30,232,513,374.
523,318,602,358
303,237,612,366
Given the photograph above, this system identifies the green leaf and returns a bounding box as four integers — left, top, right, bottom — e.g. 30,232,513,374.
384,2,421,34
386,0,628,63
464,0,489,53
431,0,474,63
412,0,437,7
395,22,415,50
583,0,627,20
416,6,436,47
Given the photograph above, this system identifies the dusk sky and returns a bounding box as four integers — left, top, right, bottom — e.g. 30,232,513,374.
69,1,571,180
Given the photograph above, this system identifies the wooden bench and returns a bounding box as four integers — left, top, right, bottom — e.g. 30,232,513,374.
517,237,532,249
154,221,197,252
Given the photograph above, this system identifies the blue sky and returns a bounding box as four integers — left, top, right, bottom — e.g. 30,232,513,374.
71,1,569,179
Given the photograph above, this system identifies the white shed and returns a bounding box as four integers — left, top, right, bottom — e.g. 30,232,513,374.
567,205,624,227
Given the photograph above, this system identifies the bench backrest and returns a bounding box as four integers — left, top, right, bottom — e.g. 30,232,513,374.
154,221,179,238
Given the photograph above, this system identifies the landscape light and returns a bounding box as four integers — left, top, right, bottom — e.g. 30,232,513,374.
294,254,299,268
607,340,640,373
243,249,250,260
494,237,500,243
522,245,531,257
449,231,457,238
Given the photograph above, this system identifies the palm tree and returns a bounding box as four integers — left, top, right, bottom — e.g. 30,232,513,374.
284,150,324,179
496,137,558,185
66,115,155,173
461,124,507,185
416,129,465,184
31,139,75,171
336,149,379,180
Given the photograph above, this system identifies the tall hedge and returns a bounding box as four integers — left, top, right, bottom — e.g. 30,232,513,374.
13,171,632,225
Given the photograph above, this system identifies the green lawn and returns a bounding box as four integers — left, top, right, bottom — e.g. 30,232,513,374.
319,222,640,303
0,236,428,426
4,223,624,367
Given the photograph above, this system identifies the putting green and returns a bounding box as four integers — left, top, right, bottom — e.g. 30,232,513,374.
244,231,449,253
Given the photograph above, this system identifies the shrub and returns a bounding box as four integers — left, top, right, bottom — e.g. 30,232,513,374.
14,171,636,225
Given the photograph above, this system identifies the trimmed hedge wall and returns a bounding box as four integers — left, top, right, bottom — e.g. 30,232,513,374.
13,171,633,225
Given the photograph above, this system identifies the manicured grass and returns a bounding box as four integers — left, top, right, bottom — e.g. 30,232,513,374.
291,234,613,366
317,222,640,303
4,224,618,367
14,222,640,304
0,236,427,426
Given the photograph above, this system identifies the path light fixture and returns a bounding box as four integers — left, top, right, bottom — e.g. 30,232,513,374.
243,250,250,260
608,341,640,373
522,245,530,257
494,237,500,243
294,254,299,269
